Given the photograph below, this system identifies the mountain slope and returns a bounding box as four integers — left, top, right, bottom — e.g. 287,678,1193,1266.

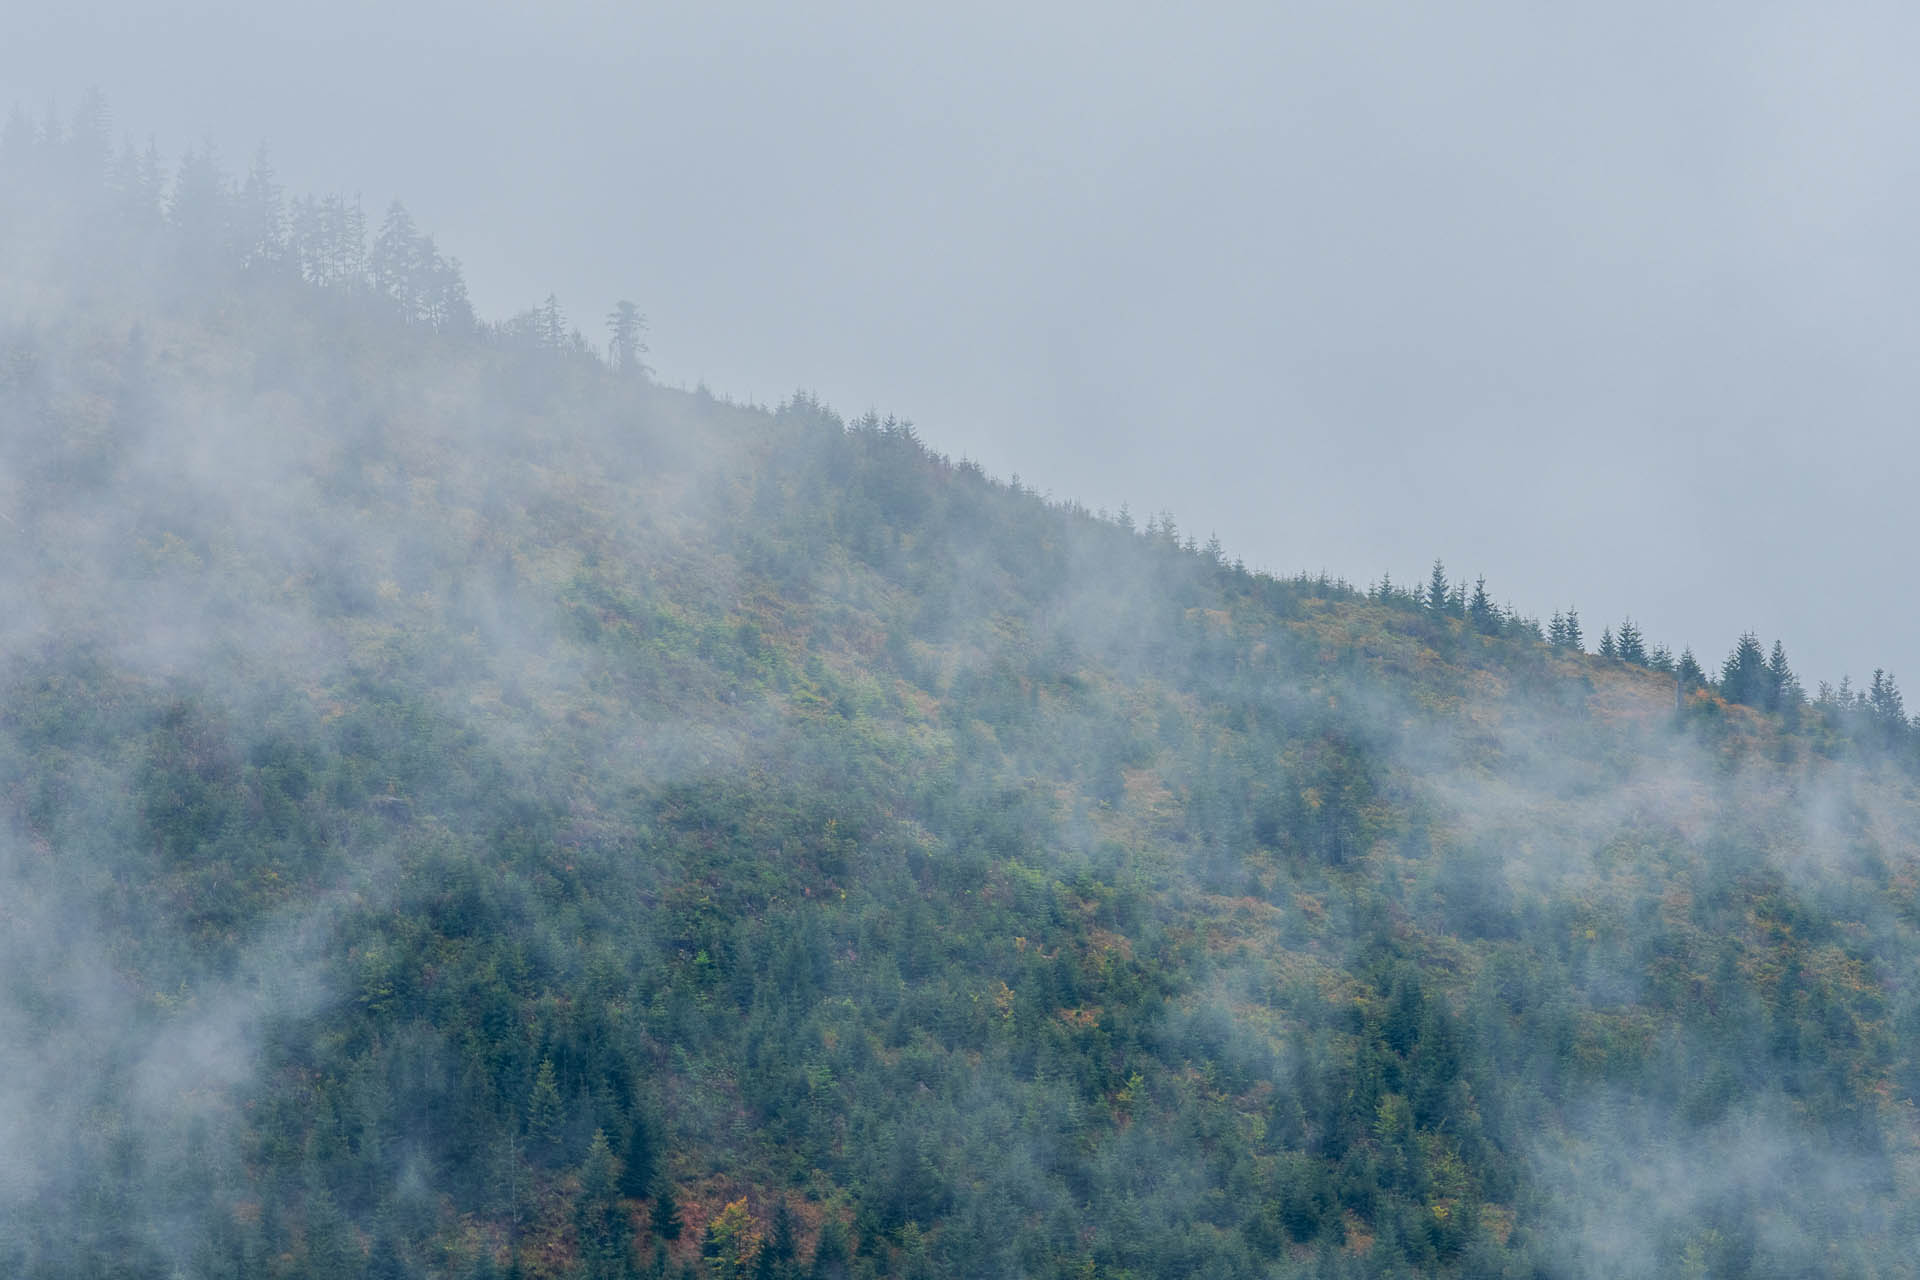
6,111,1920,1280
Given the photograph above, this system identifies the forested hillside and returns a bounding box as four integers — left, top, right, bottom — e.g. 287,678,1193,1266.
8,100,1920,1280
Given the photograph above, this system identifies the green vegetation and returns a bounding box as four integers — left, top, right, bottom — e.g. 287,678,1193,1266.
5,99,1920,1279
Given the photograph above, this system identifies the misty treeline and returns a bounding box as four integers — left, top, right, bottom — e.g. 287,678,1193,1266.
1,91,648,370
8,96,1920,1280
1370,559,1920,769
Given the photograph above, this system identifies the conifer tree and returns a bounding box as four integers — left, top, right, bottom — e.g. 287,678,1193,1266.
808,1219,849,1280
606,301,650,375
1676,648,1706,690
650,1183,683,1241
108,135,160,225
1766,640,1802,712
1720,633,1768,706
168,143,230,265
1599,627,1617,660
1562,607,1584,651
290,192,367,288
303,1185,357,1280
762,1200,797,1280
1616,618,1646,665
367,1223,408,1280
619,1112,656,1200
420,243,476,333
526,1059,564,1158
540,294,568,350
235,144,286,271
1868,670,1907,745
372,200,422,315
1468,575,1498,634
65,89,111,191
1425,560,1449,615
576,1130,633,1280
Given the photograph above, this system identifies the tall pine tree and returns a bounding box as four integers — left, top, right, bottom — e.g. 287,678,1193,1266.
1720,633,1768,706
1468,575,1498,634
1766,641,1802,712
1616,618,1646,665
1425,560,1450,615
575,1131,633,1280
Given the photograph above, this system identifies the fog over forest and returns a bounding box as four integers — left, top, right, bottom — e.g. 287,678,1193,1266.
9,11,1920,1280
8,3,1920,687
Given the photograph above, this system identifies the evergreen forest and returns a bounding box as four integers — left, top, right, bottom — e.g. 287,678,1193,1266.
7,98,1920,1279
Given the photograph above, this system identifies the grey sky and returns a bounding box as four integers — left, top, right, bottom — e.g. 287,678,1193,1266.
9,1,1919,687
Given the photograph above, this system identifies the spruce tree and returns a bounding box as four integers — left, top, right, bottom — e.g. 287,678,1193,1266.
763,1200,797,1280
1563,607,1584,651
576,1131,632,1280
1616,618,1646,665
367,1226,408,1280
372,200,422,317
1468,575,1498,634
1720,633,1768,706
420,242,475,333
808,1219,850,1280
1425,560,1449,615
540,294,569,350
1766,641,1802,712
235,143,286,272
1599,627,1617,660
526,1059,564,1160
1868,670,1908,745
650,1183,683,1242
619,1112,657,1200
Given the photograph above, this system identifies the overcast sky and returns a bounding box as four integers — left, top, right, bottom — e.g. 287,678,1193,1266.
10,1,1920,687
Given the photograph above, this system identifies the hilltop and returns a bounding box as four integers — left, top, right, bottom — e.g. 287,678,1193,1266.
6,102,1920,1280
